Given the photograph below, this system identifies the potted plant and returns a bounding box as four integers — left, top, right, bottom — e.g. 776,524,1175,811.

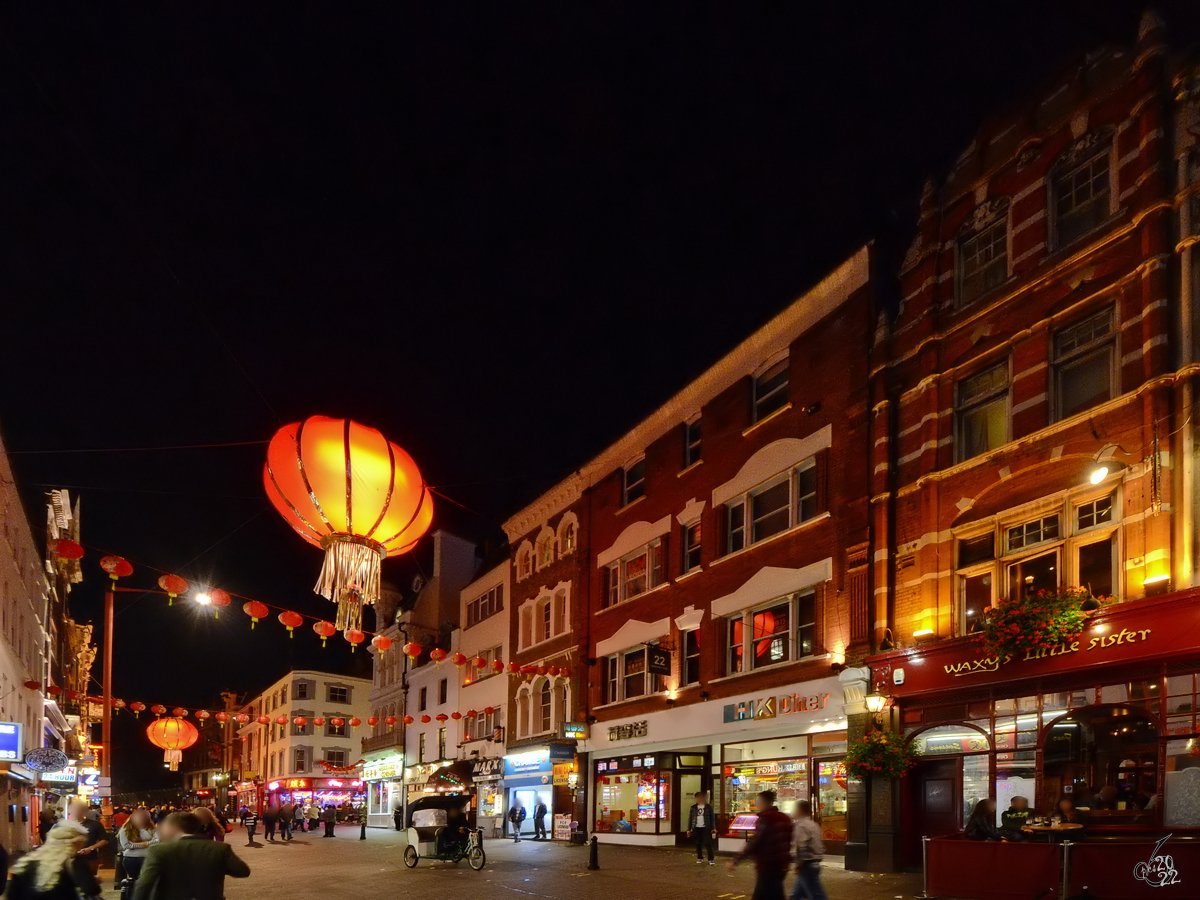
843,730,919,780
979,586,1104,661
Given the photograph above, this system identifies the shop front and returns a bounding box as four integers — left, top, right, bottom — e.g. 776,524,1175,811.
869,590,1200,868
363,754,405,828
586,675,849,851
234,780,261,815
471,756,506,836
266,776,366,820
503,744,576,840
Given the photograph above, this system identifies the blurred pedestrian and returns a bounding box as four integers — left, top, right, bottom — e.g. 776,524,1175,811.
533,796,548,840
243,809,259,844
37,807,56,844
320,805,336,837
7,823,102,900
727,791,792,900
791,800,827,900
278,802,295,842
118,808,157,881
262,804,279,842
66,800,108,879
305,801,320,833
132,811,249,900
192,807,225,842
508,802,526,843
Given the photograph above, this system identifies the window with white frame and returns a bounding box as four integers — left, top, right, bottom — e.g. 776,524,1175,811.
517,545,533,580
467,584,504,628
1052,308,1114,422
956,362,1009,461
682,628,701,686
684,417,702,468
536,528,555,569
726,591,816,675
463,645,502,685
954,490,1119,636
538,680,552,733
324,749,348,768
753,358,789,422
957,216,1008,305
1051,139,1111,248
558,514,578,556
465,708,498,743
603,644,664,703
623,459,646,506
602,539,665,607
293,748,308,772
724,462,818,554
682,522,702,573
519,588,570,649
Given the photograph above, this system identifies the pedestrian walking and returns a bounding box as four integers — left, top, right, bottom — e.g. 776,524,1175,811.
192,807,225,841
279,803,295,842
790,800,827,900
37,807,56,844
305,802,320,833
131,811,250,900
117,808,157,882
508,802,526,842
7,823,102,900
243,809,259,844
532,796,548,840
66,800,109,879
262,804,279,842
687,790,718,865
726,791,793,900
320,805,337,837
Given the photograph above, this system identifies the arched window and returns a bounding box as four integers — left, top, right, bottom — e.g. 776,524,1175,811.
539,680,552,733
517,545,533,580
557,513,579,556
536,527,555,569
517,689,531,738
554,682,568,729
553,590,567,636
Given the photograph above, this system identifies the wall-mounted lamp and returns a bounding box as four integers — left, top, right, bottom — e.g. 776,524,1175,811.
912,628,935,641
865,691,889,727
1143,573,1171,597
879,628,895,652
1088,443,1129,485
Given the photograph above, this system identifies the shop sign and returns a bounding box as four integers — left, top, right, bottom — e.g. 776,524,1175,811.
269,778,312,790
562,722,588,740
596,755,655,772
320,779,363,788
647,647,671,676
227,789,238,797
472,758,504,780
40,766,78,784
723,692,831,724
504,749,550,775
553,814,573,840
607,720,648,742
0,722,21,761
552,762,577,786
363,757,404,780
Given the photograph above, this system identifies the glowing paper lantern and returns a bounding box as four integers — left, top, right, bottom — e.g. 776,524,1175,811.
113,699,127,711
330,717,345,728
385,716,398,727
451,653,467,668
399,715,411,726
208,589,231,618
484,707,496,716
367,716,378,727
100,555,133,580
294,717,308,728
215,712,229,723
490,659,505,675
547,666,560,678
403,642,422,660
275,716,288,726
256,715,271,725
23,680,40,691
196,710,211,720
234,714,250,724
420,715,431,724
435,713,448,723
158,574,189,606
465,709,477,718
313,620,337,646
344,628,366,651
263,416,434,632
430,648,447,664
129,702,145,717
473,656,488,669
46,685,61,697
372,635,392,654
507,662,520,676
172,707,188,718
150,705,167,717
49,538,84,560
243,601,269,628
348,717,361,728
147,717,198,771
278,610,303,636
450,712,462,721
313,717,326,728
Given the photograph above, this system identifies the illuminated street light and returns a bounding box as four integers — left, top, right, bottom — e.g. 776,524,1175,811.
194,592,212,606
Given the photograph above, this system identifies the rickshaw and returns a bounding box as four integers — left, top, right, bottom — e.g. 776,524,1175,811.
401,794,486,870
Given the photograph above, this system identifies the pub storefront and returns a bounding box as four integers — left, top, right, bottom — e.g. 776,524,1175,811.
868,590,1200,868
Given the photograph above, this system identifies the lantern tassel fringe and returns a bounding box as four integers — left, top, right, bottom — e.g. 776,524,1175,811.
315,540,382,633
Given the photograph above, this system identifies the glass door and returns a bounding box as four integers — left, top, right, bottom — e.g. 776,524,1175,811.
815,759,848,845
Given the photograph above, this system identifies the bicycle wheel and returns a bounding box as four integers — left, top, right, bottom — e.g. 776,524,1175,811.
403,844,419,868
468,845,486,871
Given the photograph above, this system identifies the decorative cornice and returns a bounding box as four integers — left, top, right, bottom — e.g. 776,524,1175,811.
503,473,585,542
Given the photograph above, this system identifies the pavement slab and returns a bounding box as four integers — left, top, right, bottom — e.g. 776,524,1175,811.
101,825,924,900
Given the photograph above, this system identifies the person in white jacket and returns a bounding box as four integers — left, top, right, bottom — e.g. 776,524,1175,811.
791,800,827,900
117,808,158,881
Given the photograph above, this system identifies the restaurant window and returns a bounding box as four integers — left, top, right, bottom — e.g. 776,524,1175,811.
1052,309,1115,422
724,736,810,825
623,459,646,506
603,644,664,703
723,461,819,554
684,417,702,468
595,757,669,833
682,629,701,686
726,590,817,675
682,522,702,574
957,217,1007,305
1051,139,1111,248
956,363,1009,461
602,539,666,607
467,584,504,628
753,358,790,422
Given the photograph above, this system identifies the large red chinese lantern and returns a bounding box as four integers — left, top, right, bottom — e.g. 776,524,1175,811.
146,717,198,771
263,416,434,632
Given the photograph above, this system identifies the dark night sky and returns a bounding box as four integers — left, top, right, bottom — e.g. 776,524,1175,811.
1,3,1196,789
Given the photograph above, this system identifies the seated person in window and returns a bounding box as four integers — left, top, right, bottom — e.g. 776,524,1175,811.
1000,796,1032,832
965,799,1025,841
1056,797,1086,824
1093,786,1119,810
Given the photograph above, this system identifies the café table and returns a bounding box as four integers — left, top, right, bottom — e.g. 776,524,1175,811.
1024,822,1085,842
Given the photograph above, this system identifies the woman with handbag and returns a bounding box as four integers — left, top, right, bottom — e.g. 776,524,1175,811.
116,808,157,881
5,823,102,900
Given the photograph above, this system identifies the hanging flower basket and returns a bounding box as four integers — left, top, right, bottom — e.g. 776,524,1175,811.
844,731,918,780
978,586,1102,661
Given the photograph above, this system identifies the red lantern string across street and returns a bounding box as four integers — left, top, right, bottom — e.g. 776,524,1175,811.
419,715,431,724
330,717,344,728
208,589,231,618
451,653,467,668
113,699,127,711
243,601,269,629
313,620,337,646
294,717,308,728
235,714,250,724
129,702,145,717
150,705,166,717
450,712,462,721
278,610,303,636
466,709,477,718
158,574,189,606
484,707,495,716
386,716,398,727
345,628,366,651
146,717,198,772
196,710,211,720
430,648,447,664
403,642,422,660
473,656,487,669
367,717,379,727
313,717,326,728
46,686,61,697
23,681,40,691
275,716,288,726
256,715,271,725
348,717,360,728
372,635,392,654
262,416,434,633
435,713,448,723
172,707,187,718
507,662,520,675
215,712,229,723
49,538,84,560
490,660,505,675
100,555,134,581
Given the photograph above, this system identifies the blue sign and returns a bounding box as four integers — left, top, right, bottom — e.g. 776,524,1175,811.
0,722,22,762
503,749,550,776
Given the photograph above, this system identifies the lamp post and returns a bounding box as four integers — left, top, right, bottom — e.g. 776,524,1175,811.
864,691,888,730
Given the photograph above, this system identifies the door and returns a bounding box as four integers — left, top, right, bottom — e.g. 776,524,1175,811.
677,772,703,841
905,758,961,867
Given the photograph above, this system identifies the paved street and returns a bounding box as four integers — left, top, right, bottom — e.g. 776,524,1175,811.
100,825,922,900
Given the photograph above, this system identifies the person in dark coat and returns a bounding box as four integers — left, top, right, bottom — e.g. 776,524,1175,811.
132,812,250,900
6,823,102,900
507,802,526,842
727,791,793,900
393,805,404,832
261,804,279,842
321,805,337,837
532,796,548,840
965,798,1021,841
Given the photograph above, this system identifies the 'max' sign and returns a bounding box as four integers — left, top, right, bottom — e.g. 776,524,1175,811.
723,692,831,724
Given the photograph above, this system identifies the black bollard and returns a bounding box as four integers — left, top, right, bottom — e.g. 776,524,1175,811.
587,834,600,870
360,818,367,841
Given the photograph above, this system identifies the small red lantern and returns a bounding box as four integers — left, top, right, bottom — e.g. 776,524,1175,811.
256,715,271,725
344,628,366,651
484,706,496,716
129,701,145,717
158,574,189,606
278,610,303,636
313,717,326,728
330,717,345,727
49,538,84,560
313,620,337,646
367,716,379,727
435,713,449,723
113,699,127,710
275,715,288,726
208,589,231,618
66,689,80,700
22,680,40,691
372,634,393,654
450,711,462,720
172,707,188,718
536,666,548,677
507,662,520,675
520,665,537,678
490,659,505,675
430,648,448,664
403,642,422,659
466,709,478,718
150,704,166,717
385,716,398,727
234,714,250,724
100,555,133,580
46,685,62,696
293,716,308,728
473,656,488,669
348,717,361,728
243,600,269,628
451,652,468,668
214,712,228,723
196,710,211,720
420,715,431,724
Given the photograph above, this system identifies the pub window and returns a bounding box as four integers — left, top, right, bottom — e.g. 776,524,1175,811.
623,459,646,506
957,217,1008,305
1052,309,1115,422
602,539,666,607
1007,515,1059,552
1051,140,1111,248
1077,535,1115,599
723,461,819,554
956,363,1009,461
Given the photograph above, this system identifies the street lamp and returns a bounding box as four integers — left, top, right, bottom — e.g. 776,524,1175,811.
194,592,212,606
865,691,888,728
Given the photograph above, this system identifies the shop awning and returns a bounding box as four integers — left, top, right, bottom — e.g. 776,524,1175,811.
424,760,473,794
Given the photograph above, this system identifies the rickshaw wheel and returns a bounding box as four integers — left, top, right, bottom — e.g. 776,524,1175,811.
403,845,419,868
468,845,486,871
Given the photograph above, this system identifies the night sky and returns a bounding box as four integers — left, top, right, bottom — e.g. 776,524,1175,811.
1,3,1196,790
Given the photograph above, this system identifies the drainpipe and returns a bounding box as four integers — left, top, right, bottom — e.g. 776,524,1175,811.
1177,150,1195,590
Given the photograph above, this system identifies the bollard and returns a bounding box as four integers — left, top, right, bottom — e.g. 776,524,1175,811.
587,834,600,870
360,818,367,841
912,836,936,900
